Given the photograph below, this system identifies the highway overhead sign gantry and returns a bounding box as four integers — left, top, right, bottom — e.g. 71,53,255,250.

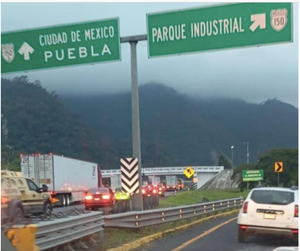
147,3,292,58
1,18,121,73
243,170,264,182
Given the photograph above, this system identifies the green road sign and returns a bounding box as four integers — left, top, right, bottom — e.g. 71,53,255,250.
147,3,292,58
1,18,121,73
243,170,264,182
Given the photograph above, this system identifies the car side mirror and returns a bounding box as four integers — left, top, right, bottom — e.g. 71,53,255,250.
40,184,48,192
36,188,43,193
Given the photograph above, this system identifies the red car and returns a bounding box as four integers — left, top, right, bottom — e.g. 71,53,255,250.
85,187,116,210
142,185,153,197
157,185,165,197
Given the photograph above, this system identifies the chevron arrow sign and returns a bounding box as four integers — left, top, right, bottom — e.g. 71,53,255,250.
121,157,140,194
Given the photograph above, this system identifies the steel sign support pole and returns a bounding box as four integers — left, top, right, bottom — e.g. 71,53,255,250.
129,40,143,211
120,35,146,211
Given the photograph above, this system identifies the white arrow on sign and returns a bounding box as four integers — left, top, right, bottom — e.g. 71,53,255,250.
250,13,266,32
18,42,34,60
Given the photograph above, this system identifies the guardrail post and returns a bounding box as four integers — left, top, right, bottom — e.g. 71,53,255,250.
78,240,89,250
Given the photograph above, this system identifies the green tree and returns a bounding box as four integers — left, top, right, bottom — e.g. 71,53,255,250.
232,148,298,188
256,148,298,187
1,145,21,171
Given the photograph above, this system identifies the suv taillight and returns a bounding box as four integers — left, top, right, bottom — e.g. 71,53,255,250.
1,197,8,204
243,202,248,214
295,205,298,217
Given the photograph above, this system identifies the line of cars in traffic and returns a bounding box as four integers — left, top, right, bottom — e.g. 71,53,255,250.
84,184,166,211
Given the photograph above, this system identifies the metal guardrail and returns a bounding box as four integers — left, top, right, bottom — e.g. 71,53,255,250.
104,197,243,229
143,195,160,210
12,211,104,251
112,195,160,213
5,197,241,250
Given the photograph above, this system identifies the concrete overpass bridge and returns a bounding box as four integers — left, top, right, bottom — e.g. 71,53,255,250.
101,166,224,189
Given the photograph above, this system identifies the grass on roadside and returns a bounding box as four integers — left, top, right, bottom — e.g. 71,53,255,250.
158,189,249,208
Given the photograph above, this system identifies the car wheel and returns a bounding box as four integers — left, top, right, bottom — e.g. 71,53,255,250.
238,226,248,243
65,195,70,206
43,201,53,218
62,194,66,207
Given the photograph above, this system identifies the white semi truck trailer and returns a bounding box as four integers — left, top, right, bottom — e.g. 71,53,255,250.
21,153,102,206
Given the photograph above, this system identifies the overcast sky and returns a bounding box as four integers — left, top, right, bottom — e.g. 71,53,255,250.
1,2,298,107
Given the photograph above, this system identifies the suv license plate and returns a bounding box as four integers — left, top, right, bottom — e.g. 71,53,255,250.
94,198,100,201
264,214,276,220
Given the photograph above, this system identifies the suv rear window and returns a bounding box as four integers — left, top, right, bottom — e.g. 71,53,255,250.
251,190,294,205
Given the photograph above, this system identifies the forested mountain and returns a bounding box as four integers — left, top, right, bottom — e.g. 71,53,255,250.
1,78,298,170
1,77,121,169
62,82,298,167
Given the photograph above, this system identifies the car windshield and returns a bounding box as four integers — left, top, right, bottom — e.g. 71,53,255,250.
89,187,109,194
251,190,294,205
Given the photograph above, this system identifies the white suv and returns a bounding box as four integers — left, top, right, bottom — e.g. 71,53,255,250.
237,187,298,243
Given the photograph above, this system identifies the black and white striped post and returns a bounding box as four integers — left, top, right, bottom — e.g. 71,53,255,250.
120,158,139,194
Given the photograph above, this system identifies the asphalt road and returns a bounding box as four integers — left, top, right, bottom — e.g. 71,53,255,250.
132,213,297,251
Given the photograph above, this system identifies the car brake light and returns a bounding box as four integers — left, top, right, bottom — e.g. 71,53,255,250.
153,189,157,194
243,202,248,213
292,229,298,234
102,195,110,199
240,225,247,230
1,197,9,204
295,205,298,217
159,188,162,191
142,189,146,194
85,195,93,200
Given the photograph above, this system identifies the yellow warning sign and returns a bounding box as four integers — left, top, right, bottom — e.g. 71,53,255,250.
274,162,283,173
184,166,195,179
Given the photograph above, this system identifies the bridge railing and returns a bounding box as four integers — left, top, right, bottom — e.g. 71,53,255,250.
101,166,224,177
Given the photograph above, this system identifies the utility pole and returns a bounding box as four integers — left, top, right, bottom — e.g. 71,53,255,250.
231,145,234,167
245,141,249,164
244,141,250,190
